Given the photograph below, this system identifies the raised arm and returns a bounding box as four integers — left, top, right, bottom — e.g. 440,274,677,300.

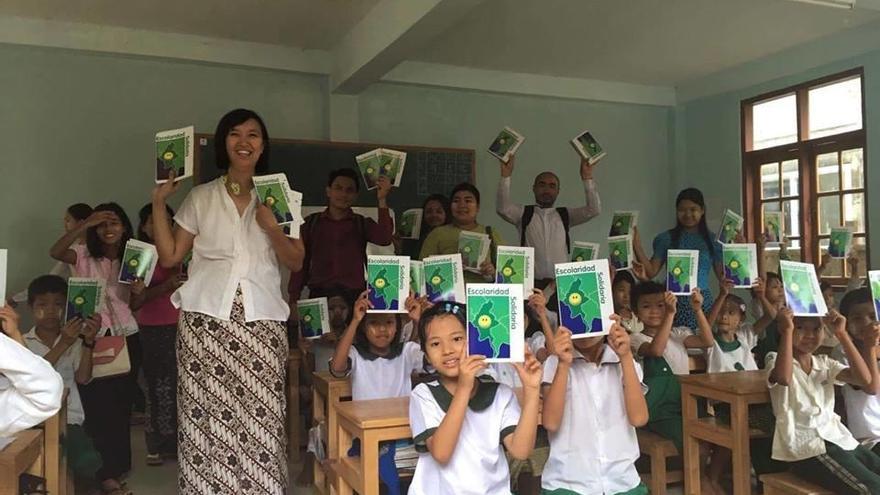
567,159,602,225
708,279,733,326
152,176,194,268
541,328,573,432
254,204,305,271
684,289,715,349
366,177,394,247
426,348,487,464
769,308,794,386
496,156,524,225
608,321,649,427
74,316,99,385
504,348,542,460
832,310,873,389
632,227,663,279
330,291,369,375
49,211,115,265
641,292,677,357
751,277,777,337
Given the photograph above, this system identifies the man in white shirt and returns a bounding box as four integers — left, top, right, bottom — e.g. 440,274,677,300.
496,156,601,290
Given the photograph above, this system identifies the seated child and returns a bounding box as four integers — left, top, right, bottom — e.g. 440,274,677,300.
408,302,542,495
767,306,880,494
612,270,643,334
752,272,785,368
541,319,649,495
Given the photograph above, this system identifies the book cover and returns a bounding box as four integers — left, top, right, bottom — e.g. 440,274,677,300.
609,211,638,237
570,241,600,262
780,260,828,317
488,127,524,163
253,173,295,225
118,239,158,286
555,259,614,338
410,260,425,298
717,209,745,245
423,254,466,303
869,270,880,320
467,284,524,363
828,227,853,259
570,130,607,165
764,211,784,246
458,231,491,273
297,297,330,340
355,149,382,191
399,209,423,240
495,246,535,294
366,255,410,313
722,243,759,288
378,148,406,187
0,249,6,307
66,278,104,322
667,249,699,295
607,235,633,270
155,126,194,183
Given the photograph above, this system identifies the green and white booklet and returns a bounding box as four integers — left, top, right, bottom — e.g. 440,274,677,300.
570,130,606,165
609,211,638,237
297,297,330,340
410,260,425,298
423,254,466,304
780,260,828,317
869,270,880,320
467,284,524,363
0,249,6,307
253,173,302,228
764,211,784,246
488,127,524,163
355,148,406,190
570,241,600,262
722,243,758,288
155,126,194,183
459,231,491,273
495,246,535,293
366,255,410,313
828,227,853,259
118,239,158,285
666,249,699,295
717,209,745,245
555,259,615,338
66,278,104,322
607,235,633,270
399,209,423,240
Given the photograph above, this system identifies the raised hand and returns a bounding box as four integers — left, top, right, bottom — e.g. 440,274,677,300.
827,309,849,340
60,318,83,345
376,176,392,202
351,290,372,324
777,306,794,335
255,202,280,233
719,279,734,298
83,211,117,229
152,169,181,203
479,259,496,280
405,294,430,324
500,155,515,178
513,348,543,390
631,261,649,282
690,288,704,310
665,291,678,315
81,316,100,344
552,327,574,364
607,318,632,359
0,306,23,344
527,289,547,319
458,345,487,391
580,158,595,180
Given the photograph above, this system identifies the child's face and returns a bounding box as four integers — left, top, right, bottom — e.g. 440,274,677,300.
364,313,397,352
96,212,125,246
63,213,81,233
613,280,631,310
846,302,878,342
792,317,823,355
30,293,65,331
766,278,785,305
451,191,479,225
635,292,667,328
328,296,350,331
423,200,447,228
326,176,358,211
676,199,703,229
424,315,466,378
572,335,604,355
716,302,743,332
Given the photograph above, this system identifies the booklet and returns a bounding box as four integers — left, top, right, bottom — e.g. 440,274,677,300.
297,297,330,340
717,209,745,245
118,239,159,286
355,148,407,190
459,231,491,274
410,260,425,298
253,173,297,225
495,246,535,294
869,270,880,320
555,259,614,338
570,241,600,262
764,211,784,246
66,278,104,322
722,243,758,288
466,284,524,363
780,260,828,317
423,254,466,303
570,130,607,165
488,126,524,163
607,235,633,271
155,126,194,183
399,209,423,240
366,255,410,313
667,249,699,295
609,211,638,237
828,227,853,259
0,249,6,307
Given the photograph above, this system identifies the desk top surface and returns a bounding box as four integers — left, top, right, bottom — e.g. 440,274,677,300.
678,370,769,395
335,397,410,429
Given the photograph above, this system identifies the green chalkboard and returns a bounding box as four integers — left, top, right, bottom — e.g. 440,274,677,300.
195,135,475,210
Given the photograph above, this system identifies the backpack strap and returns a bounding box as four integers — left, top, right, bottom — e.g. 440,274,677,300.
520,205,536,247
556,207,571,252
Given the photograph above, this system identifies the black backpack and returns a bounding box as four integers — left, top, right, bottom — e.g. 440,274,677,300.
520,205,571,252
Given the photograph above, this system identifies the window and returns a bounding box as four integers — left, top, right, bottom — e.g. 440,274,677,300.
741,69,868,283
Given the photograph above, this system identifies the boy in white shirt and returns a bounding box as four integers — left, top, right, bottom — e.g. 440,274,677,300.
767,306,880,494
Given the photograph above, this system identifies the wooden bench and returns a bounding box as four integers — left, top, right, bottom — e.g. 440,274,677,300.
636,429,681,495
0,430,45,495
761,472,833,495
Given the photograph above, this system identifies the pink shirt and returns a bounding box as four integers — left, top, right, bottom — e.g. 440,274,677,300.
135,264,180,327
72,244,139,336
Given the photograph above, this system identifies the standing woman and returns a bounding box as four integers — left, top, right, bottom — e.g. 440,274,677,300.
633,188,723,329
396,193,451,258
151,109,304,494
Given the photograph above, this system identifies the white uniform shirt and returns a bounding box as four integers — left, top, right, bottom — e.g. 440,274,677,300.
23,329,86,425
409,380,521,495
0,332,64,438
834,350,880,448
348,341,423,401
484,333,549,388
766,352,858,461
496,176,601,280
706,325,759,374
541,346,646,494
173,178,289,322
629,327,693,375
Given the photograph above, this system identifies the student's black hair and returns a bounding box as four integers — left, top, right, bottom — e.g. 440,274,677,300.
27,275,67,306
450,182,481,205
630,281,666,309
85,202,133,260
137,203,175,243
327,168,360,193
722,294,748,317
353,313,403,357
214,108,271,174
765,271,782,284
67,203,93,222
613,270,636,288
670,188,715,257
840,288,872,319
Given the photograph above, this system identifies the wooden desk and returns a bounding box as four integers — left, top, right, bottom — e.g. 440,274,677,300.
40,390,68,495
0,430,45,495
312,372,353,494
680,370,771,495
287,349,303,463
334,397,411,495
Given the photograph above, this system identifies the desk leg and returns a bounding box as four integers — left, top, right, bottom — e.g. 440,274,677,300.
362,431,380,495
682,386,701,495
731,399,751,495
313,388,327,493
327,394,340,461
287,357,301,463
44,414,60,495
335,423,353,495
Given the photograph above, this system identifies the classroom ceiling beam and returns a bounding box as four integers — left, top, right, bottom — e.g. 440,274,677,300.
330,0,485,94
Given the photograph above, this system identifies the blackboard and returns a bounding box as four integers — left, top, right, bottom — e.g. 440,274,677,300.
195,136,475,210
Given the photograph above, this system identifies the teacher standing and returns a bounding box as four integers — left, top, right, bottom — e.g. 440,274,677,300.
152,109,304,494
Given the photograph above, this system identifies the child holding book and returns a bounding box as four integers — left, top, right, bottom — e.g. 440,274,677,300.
767,307,880,494
408,302,542,494
752,271,785,368
541,318,649,494
612,270,643,334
